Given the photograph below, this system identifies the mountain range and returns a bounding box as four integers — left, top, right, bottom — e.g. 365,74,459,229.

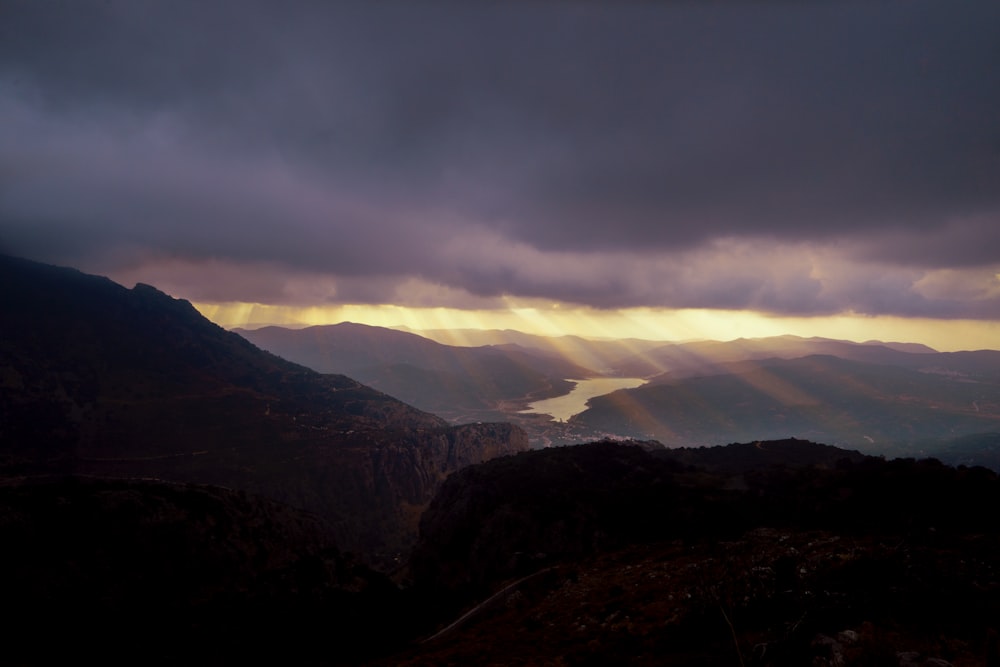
238,321,1000,463
574,353,1000,459
4,254,1000,664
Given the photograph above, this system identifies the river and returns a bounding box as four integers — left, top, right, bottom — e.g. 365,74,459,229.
521,377,646,422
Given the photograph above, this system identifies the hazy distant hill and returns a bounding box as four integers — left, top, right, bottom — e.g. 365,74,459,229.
405,327,1000,392
238,324,1000,453
236,322,595,421
0,255,527,563
921,431,1000,471
400,326,667,374
572,354,1000,456
610,335,939,379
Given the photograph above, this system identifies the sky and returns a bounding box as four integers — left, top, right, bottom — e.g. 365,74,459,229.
2,1,999,350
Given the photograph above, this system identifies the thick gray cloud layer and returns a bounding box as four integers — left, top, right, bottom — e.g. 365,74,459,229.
2,0,999,317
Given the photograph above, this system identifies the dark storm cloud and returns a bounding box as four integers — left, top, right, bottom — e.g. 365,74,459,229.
1,0,998,317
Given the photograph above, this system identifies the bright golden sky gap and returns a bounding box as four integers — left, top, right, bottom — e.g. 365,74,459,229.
194,301,1000,353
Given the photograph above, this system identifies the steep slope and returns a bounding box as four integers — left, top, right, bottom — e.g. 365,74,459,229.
0,255,528,563
236,322,594,421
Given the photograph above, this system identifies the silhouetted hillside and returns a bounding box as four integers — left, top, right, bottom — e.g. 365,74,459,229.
0,255,528,563
654,437,868,474
395,440,1000,666
410,442,692,599
410,439,876,602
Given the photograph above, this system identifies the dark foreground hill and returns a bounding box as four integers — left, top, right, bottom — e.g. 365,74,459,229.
0,255,527,564
410,440,872,599
0,476,410,665
656,437,868,474
396,440,1000,666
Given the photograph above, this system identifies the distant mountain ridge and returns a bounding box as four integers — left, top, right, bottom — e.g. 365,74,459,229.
400,326,669,374
0,255,527,564
237,323,1000,451
400,327,943,377
387,325,1000,456
235,322,595,423
611,335,940,379
572,353,1000,458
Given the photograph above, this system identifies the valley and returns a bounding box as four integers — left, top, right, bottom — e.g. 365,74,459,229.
3,255,1000,665
238,320,1000,464
6,3,997,663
